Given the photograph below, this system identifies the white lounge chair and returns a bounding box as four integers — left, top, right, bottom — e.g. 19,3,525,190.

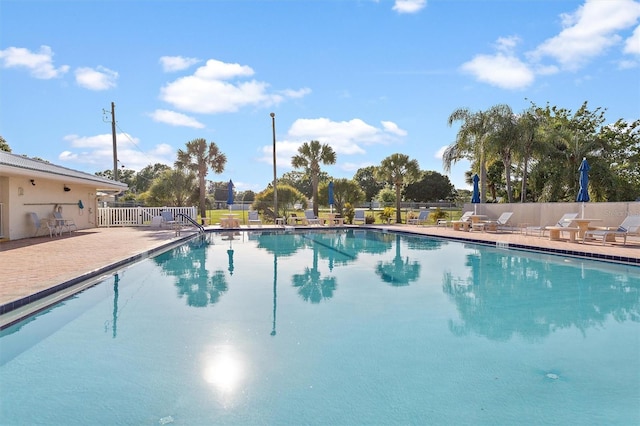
474,212,514,232
30,212,56,238
53,211,78,235
353,210,367,225
582,215,640,246
407,209,430,226
248,211,262,227
525,213,578,237
303,210,321,226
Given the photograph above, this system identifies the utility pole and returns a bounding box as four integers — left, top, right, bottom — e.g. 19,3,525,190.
270,112,278,220
111,102,118,182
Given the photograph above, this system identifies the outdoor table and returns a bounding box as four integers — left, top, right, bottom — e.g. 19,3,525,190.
547,226,580,242
323,213,344,226
573,218,603,239
220,214,240,228
469,214,488,224
469,214,488,231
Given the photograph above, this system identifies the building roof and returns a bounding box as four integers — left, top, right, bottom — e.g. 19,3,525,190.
0,151,128,191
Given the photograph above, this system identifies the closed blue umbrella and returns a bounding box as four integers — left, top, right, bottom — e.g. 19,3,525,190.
227,180,234,207
328,181,334,213
471,174,480,214
576,157,590,218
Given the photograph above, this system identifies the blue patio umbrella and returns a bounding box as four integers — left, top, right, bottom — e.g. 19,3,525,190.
328,181,334,213
576,157,590,218
471,173,480,214
227,180,234,210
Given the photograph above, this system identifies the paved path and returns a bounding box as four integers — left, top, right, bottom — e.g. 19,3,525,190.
1,224,639,323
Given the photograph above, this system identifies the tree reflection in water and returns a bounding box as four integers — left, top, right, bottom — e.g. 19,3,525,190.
154,236,228,307
292,244,337,303
443,247,640,341
375,234,420,286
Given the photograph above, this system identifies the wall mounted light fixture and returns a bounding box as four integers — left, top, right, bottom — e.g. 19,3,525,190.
30,179,35,186
64,185,71,192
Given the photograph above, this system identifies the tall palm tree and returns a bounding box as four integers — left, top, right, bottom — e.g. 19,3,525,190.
376,153,420,223
485,104,518,203
175,138,226,220
444,106,504,203
514,108,544,202
291,140,337,216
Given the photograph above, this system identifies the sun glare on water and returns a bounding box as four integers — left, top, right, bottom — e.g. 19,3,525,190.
203,345,245,395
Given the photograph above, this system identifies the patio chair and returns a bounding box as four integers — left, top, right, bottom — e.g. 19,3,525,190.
53,211,78,235
303,210,321,226
353,210,367,225
248,211,262,227
582,215,640,246
30,212,56,238
473,212,514,232
450,211,473,231
407,209,430,226
161,211,181,230
525,213,578,237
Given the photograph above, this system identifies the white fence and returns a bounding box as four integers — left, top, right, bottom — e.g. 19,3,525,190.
97,206,197,227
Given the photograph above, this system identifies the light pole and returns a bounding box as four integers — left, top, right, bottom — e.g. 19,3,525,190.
270,112,278,221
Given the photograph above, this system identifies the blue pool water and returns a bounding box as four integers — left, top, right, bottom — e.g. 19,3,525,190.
1,229,639,425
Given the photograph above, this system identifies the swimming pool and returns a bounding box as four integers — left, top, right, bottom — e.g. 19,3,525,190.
1,229,639,424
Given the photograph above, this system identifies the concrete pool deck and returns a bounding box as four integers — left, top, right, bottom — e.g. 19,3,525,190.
1,224,639,321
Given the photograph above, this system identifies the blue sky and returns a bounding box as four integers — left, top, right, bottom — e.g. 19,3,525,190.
1,0,639,192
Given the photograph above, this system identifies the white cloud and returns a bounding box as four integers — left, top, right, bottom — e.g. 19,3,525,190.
194,59,254,79
624,25,640,54
64,132,139,149
462,1,640,89
0,45,69,79
460,34,535,89
280,88,313,98
160,58,310,113
160,55,200,72
530,0,640,71
381,121,407,136
461,53,535,90
257,117,407,168
495,35,521,52
435,145,448,160
392,0,426,14
60,133,174,171
149,109,205,128
75,66,118,90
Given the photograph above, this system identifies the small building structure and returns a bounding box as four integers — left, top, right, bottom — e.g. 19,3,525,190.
0,151,128,241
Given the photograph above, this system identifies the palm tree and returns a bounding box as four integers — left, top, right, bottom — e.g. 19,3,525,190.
444,106,504,203
514,108,544,202
485,104,518,203
175,138,226,220
376,153,420,223
291,140,336,216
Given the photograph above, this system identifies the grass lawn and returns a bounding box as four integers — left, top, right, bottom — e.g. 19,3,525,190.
199,208,463,226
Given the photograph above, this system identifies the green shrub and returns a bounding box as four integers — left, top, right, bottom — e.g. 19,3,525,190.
430,207,448,222
343,202,355,224
365,214,375,224
378,207,394,223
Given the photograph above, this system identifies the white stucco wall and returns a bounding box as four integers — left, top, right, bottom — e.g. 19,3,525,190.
463,201,640,228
